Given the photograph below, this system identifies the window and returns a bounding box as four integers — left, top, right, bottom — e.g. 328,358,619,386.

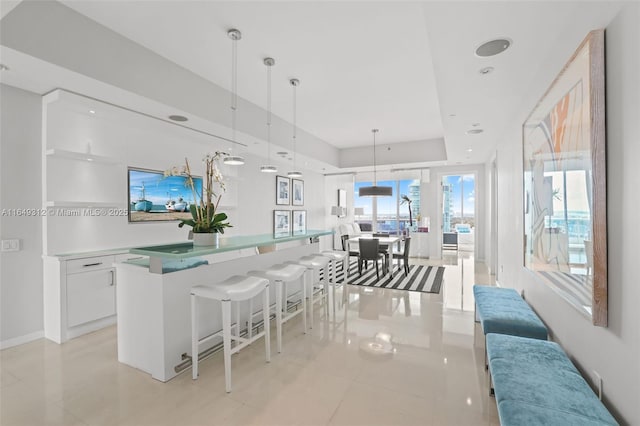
354,179,420,234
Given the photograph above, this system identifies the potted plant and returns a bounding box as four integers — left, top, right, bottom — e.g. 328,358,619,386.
165,152,232,246
400,194,413,228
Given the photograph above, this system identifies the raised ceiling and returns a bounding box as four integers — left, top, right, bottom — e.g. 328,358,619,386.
1,1,625,170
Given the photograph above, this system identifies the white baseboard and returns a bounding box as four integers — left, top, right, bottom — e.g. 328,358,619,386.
1,330,44,350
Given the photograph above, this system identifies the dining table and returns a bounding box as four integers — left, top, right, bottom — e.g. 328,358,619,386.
347,234,401,278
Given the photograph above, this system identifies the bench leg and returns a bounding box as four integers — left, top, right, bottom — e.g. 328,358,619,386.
484,335,488,371
488,364,495,397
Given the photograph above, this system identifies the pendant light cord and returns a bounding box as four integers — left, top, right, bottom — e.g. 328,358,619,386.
231,34,238,147
372,129,378,185
292,81,297,169
266,61,272,161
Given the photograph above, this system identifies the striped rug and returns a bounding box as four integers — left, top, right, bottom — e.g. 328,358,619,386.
333,261,445,294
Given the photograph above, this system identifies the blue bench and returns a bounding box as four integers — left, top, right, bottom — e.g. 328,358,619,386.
473,285,548,340
487,333,618,426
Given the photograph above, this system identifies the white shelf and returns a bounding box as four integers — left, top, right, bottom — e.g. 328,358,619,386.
46,201,123,208
46,149,120,165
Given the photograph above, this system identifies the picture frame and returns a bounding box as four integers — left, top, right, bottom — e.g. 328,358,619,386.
292,179,304,206
292,210,307,236
273,210,291,238
522,29,607,326
276,176,290,205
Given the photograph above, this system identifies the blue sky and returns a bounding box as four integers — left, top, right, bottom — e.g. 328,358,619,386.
354,179,416,216
444,175,475,216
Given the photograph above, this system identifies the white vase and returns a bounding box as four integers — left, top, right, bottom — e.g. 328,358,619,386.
192,232,219,247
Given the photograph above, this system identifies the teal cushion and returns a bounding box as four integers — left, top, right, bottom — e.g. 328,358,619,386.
474,285,548,340
487,334,618,426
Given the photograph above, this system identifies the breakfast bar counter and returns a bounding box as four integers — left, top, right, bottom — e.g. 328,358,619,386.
115,230,332,382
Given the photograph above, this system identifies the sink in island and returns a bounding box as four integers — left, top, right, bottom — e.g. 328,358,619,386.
115,230,332,382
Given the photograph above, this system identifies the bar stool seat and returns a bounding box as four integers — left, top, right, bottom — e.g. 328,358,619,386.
321,250,349,318
191,275,270,393
287,254,330,329
249,263,307,353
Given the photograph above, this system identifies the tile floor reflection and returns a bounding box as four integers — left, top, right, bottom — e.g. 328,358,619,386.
1,252,497,425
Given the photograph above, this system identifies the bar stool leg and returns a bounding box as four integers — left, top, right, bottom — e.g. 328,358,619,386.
248,299,253,341
275,280,283,353
191,294,199,380
263,288,271,362
235,302,240,349
221,300,232,393
302,276,308,334
305,269,314,330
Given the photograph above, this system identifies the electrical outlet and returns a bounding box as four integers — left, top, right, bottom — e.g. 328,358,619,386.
593,371,603,400
1,239,20,252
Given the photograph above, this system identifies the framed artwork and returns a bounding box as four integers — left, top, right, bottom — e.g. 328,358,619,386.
522,30,607,326
292,179,304,206
273,210,291,238
292,210,307,236
276,176,290,205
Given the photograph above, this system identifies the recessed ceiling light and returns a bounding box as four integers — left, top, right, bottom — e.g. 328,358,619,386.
475,38,511,57
89,110,96,114
479,66,494,75
467,148,473,152
276,151,288,157
0,64,9,71
168,115,188,122
466,129,484,135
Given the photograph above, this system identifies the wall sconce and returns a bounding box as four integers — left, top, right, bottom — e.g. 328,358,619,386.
331,206,347,217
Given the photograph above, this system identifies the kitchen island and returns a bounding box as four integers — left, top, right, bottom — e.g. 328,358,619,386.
115,230,332,382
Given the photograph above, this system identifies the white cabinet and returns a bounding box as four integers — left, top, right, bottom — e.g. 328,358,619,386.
44,251,133,343
409,231,430,258
67,267,115,327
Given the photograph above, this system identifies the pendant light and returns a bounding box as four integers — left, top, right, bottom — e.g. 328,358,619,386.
358,129,392,197
287,78,302,178
223,28,245,166
260,57,277,173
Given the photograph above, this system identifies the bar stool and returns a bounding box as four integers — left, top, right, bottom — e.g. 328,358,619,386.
191,275,270,393
287,254,330,329
321,250,349,317
249,263,307,353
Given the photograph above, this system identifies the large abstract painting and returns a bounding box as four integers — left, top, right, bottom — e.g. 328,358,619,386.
523,30,607,326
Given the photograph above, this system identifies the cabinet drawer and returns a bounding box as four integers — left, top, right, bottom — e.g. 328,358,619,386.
67,268,116,327
67,255,115,274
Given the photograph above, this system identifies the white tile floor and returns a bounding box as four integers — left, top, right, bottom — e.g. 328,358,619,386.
1,252,498,426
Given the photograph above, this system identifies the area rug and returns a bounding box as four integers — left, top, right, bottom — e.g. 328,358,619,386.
333,261,445,294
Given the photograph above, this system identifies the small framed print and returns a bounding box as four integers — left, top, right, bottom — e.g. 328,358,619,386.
292,210,307,236
274,210,291,238
292,179,304,206
276,176,290,205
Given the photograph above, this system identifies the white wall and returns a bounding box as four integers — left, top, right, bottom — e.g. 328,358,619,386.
42,90,328,255
0,84,44,347
324,174,355,249
494,4,639,424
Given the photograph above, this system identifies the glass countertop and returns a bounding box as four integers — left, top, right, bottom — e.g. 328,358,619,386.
129,230,333,259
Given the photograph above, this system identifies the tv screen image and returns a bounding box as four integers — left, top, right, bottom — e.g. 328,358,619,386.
128,167,203,223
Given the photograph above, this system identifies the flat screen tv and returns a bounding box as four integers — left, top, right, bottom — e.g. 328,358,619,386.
128,167,202,223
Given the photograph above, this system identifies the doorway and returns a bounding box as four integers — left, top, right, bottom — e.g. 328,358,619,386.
442,174,476,253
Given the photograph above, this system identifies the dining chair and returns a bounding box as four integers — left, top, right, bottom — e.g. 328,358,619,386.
341,234,360,264
392,236,411,276
372,233,391,271
358,238,385,280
